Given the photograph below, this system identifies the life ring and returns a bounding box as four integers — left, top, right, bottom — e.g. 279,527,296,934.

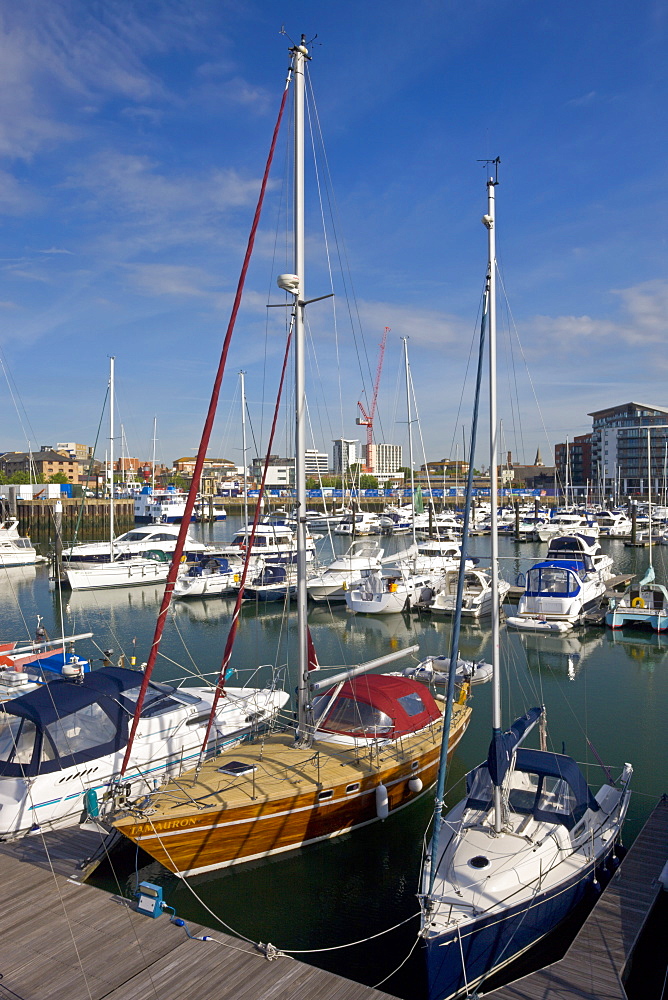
631,597,645,608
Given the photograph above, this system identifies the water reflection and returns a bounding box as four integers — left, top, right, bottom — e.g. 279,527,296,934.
516,629,605,679
604,627,668,670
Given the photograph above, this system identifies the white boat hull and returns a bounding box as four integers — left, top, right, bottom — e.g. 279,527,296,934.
65,560,170,590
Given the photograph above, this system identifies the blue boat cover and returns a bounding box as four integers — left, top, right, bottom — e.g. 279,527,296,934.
487,707,542,786
0,667,145,777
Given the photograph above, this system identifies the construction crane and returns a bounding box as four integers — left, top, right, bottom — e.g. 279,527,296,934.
356,327,389,473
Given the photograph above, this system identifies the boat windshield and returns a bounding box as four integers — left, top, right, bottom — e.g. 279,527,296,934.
314,695,393,735
0,714,38,767
525,565,581,597
119,682,201,717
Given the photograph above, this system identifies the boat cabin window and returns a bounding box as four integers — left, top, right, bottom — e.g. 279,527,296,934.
45,704,117,758
526,566,580,597
0,715,37,766
120,682,200,717
397,691,426,717
314,696,393,736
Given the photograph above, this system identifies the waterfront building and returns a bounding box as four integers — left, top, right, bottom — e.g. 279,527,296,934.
554,435,593,489
332,439,357,475
588,402,668,494
250,455,294,488
0,449,82,483
56,442,93,462
362,443,402,476
304,449,329,476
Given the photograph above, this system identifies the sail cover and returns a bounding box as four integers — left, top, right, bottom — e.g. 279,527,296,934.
487,706,542,787
639,563,656,586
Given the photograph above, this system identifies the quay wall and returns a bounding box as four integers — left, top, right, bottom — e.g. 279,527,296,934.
12,499,135,544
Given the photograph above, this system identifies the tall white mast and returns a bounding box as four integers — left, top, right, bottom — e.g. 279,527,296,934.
647,427,652,568
402,338,417,547
151,416,157,490
109,356,115,559
483,173,502,835
292,36,309,742
240,370,249,528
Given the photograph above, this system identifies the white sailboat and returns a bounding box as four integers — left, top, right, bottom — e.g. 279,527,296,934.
112,35,472,876
420,169,633,1000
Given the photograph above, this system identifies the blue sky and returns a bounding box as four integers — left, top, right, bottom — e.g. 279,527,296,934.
0,0,665,472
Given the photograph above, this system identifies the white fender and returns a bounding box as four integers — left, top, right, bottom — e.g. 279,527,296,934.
408,777,423,794
375,782,389,819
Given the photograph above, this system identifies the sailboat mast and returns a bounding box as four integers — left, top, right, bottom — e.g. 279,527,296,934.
109,356,115,557
240,370,249,528
292,37,309,742
647,427,652,567
151,416,157,490
402,338,417,547
484,173,503,835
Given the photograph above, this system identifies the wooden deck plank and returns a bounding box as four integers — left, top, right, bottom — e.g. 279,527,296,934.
0,830,398,1000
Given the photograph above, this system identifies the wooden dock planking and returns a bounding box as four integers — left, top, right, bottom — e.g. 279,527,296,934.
0,828,399,1000
487,795,668,999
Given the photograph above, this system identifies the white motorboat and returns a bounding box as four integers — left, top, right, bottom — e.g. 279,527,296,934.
411,537,472,576
0,665,289,838
134,486,191,523
422,566,511,617
173,555,240,599
345,564,434,614
506,556,606,629
306,539,384,602
0,518,39,567
532,512,599,542
595,509,632,536
333,510,382,535
220,521,316,563
546,532,614,582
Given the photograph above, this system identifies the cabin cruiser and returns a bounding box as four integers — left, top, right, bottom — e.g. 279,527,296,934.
345,564,435,615
595,510,632,537
411,538,473,576
506,551,607,631
0,519,39,568
0,665,289,839
220,522,316,563
333,511,382,536
173,554,240,599
418,567,511,618
134,486,191,523
546,533,613,583
307,539,384,602
532,512,599,542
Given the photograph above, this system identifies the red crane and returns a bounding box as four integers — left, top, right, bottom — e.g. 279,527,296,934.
356,327,389,473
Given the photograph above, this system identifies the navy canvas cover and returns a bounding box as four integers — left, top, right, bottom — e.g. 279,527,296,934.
0,667,144,777
487,707,542,786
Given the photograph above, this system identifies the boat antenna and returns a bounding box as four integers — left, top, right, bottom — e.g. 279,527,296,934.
477,156,501,186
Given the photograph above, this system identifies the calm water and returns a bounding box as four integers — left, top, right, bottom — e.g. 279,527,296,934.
2,519,667,997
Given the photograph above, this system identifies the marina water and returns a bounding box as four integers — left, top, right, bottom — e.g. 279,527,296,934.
2,517,666,997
